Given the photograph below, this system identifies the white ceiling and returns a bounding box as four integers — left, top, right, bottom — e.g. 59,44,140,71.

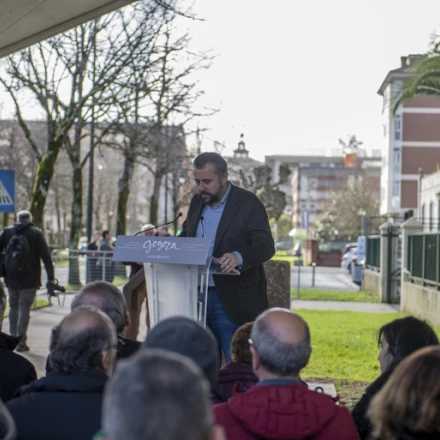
0,0,139,58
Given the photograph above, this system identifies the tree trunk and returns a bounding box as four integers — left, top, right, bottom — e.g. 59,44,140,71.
116,153,135,236
149,173,163,225
68,164,82,285
29,139,63,228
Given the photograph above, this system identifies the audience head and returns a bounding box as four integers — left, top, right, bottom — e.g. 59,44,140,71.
72,282,129,335
102,230,112,242
141,224,156,237
143,316,219,388
231,322,254,364
369,346,440,440
377,316,439,373
250,308,311,379
92,231,100,243
17,210,32,223
157,226,169,236
102,350,225,440
49,306,117,375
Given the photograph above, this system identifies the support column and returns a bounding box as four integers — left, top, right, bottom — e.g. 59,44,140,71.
401,217,423,310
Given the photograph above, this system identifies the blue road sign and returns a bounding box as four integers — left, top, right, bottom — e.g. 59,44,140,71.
0,170,15,212
301,209,309,230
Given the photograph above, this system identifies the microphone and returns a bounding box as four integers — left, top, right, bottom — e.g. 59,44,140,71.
134,213,183,236
200,216,205,238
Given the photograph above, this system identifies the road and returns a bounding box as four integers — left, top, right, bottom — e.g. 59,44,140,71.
290,265,359,292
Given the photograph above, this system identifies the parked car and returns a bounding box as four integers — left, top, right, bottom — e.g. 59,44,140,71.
341,246,357,272
343,242,357,255
275,240,293,251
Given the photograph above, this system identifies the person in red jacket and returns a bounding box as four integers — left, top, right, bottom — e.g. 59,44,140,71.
214,308,359,440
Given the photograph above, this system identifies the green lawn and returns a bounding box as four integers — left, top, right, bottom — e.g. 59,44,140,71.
296,309,440,382
4,299,50,318
272,251,299,266
292,289,379,303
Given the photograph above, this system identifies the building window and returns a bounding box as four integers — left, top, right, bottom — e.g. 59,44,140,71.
392,181,400,209
437,198,440,231
392,149,401,174
429,202,434,231
394,115,401,141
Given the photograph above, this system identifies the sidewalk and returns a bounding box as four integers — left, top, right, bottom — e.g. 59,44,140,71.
291,299,400,313
3,294,74,378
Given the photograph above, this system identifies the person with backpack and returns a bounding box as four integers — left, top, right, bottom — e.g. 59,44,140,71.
0,210,55,352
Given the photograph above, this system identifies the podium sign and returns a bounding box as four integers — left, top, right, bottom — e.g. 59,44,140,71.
112,236,211,265
113,236,212,329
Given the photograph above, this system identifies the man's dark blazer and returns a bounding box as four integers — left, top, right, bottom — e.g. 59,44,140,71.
180,183,275,325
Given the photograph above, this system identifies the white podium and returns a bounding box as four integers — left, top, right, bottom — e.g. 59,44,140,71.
113,236,211,328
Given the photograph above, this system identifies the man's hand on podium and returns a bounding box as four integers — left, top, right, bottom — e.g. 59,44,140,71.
214,253,240,274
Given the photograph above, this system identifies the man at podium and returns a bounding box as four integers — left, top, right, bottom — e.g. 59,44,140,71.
181,152,275,362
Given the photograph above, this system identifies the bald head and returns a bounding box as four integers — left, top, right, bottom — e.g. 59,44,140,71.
49,307,117,375
260,308,309,344
251,308,311,377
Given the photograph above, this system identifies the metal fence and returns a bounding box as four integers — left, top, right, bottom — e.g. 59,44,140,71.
366,236,381,271
407,233,440,288
46,249,128,288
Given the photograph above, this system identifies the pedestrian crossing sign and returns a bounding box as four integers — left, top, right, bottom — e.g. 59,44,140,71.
0,170,15,212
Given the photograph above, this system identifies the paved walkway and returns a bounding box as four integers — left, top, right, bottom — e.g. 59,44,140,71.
291,266,359,292
292,300,400,313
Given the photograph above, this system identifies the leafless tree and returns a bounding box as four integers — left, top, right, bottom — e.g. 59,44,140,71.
0,3,150,231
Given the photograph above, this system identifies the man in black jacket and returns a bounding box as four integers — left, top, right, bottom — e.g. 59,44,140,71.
0,332,36,402
0,210,55,351
180,153,275,362
6,306,117,440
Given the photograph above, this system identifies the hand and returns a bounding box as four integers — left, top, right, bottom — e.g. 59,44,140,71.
215,253,240,274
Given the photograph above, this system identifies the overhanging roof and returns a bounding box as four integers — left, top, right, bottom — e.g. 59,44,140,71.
0,0,138,58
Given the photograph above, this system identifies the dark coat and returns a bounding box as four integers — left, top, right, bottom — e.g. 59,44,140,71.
0,222,54,289
351,368,394,440
214,383,359,440
6,370,107,440
181,183,275,325
0,332,37,402
211,362,258,404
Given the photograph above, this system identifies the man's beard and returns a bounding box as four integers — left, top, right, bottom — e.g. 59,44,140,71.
199,181,224,205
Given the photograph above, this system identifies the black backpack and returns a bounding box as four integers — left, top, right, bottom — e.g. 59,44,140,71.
4,228,31,275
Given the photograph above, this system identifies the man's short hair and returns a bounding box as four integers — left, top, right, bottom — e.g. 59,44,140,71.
102,349,212,440
251,314,311,376
102,230,110,239
193,152,228,176
142,316,219,388
17,210,32,222
49,306,116,374
72,282,127,334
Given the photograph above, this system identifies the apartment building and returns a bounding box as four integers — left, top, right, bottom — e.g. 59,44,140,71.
266,150,381,229
378,54,440,215
420,169,440,231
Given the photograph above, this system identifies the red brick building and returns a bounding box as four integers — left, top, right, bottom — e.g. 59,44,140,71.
378,55,440,215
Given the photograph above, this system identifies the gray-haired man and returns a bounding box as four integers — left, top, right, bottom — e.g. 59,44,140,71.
101,349,225,440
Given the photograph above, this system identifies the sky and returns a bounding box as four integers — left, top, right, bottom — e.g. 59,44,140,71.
1,1,440,163
176,0,440,161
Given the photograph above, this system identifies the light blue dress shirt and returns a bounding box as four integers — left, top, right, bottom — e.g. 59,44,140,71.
196,182,243,285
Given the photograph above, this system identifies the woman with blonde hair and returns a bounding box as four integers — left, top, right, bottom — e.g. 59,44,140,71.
368,345,440,440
